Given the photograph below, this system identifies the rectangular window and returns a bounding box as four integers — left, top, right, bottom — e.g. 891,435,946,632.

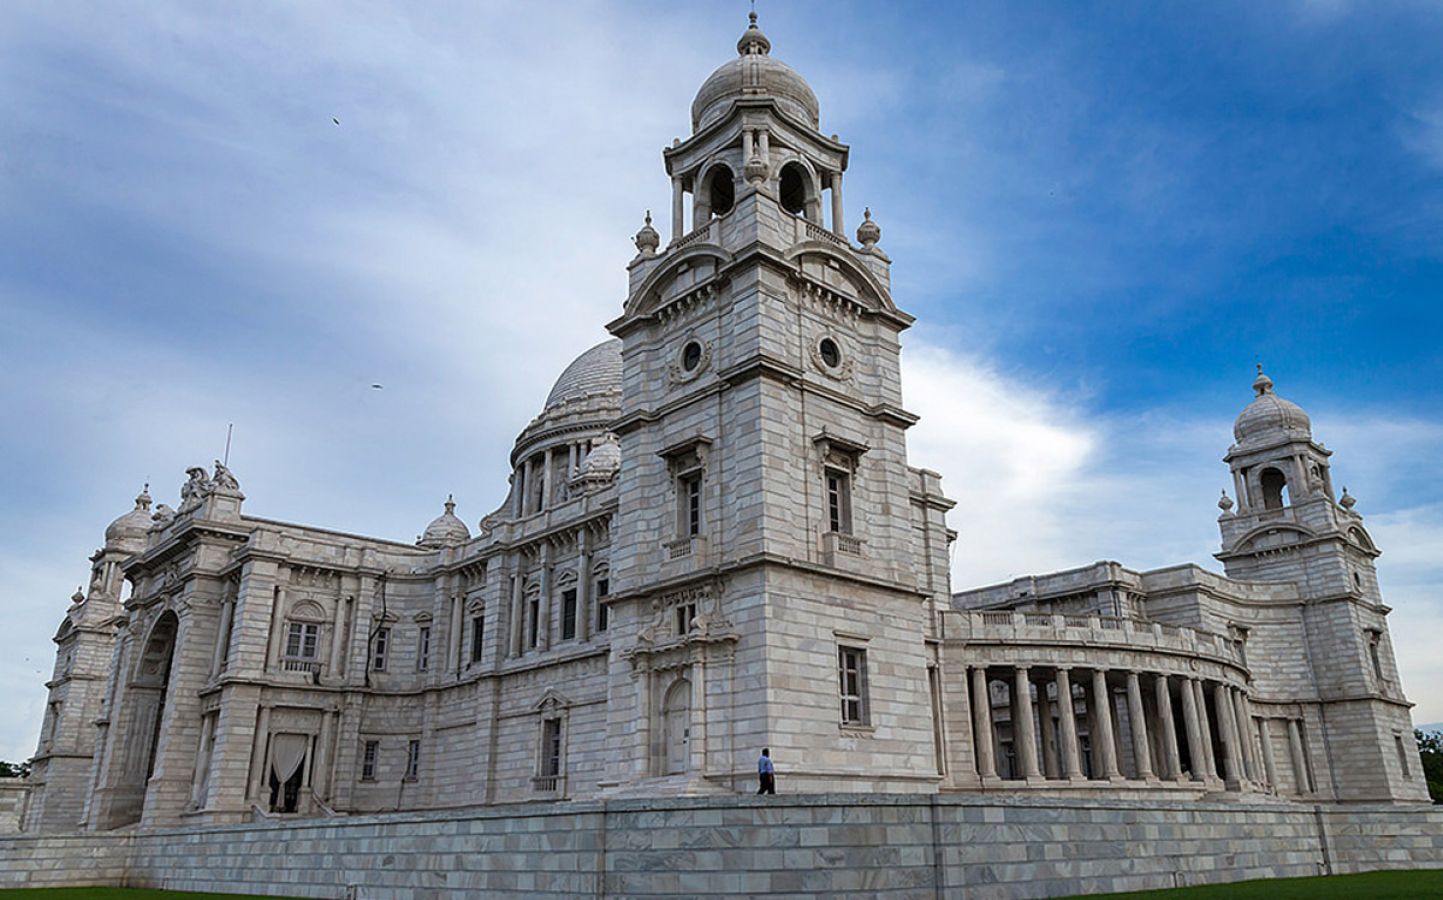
470,615,485,664
1368,631,1384,680
416,625,431,672
826,470,852,534
674,601,697,635
371,627,389,672
678,471,702,537
361,740,379,781
541,718,562,777
561,589,577,641
527,597,540,649
285,622,319,659
1396,734,1411,778
596,578,610,632
405,739,420,781
838,645,869,726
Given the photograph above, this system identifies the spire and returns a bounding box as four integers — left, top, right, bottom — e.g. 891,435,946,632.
738,10,772,56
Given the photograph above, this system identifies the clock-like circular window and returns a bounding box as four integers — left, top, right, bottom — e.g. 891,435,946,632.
682,340,703,372
819,337,841,369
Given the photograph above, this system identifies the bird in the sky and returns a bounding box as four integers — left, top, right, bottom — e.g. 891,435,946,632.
333,117,341,126
370,384,383,390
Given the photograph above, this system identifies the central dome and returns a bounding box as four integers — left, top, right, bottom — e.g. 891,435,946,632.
544,339,622,410
691,14,820,133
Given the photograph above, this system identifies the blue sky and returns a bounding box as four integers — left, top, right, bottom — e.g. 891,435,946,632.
1,1,1441,758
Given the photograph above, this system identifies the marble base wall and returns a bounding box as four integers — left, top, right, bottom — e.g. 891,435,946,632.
0,794,1439,899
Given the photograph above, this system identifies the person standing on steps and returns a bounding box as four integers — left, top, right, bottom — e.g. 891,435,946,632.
757,748,776,795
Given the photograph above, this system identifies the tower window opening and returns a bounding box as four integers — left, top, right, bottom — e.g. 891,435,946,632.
682,341,702,372
706,165,734,217
819,337,841,369
779,162,810,216
1260,468,1289,510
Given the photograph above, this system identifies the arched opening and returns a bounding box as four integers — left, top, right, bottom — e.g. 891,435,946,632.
705,165,734,217
138,612,179,781
1260,468,1289,510
779,161,812,217
661,677,691,775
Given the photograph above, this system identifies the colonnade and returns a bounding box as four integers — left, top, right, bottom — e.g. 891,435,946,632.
967,664,1266,791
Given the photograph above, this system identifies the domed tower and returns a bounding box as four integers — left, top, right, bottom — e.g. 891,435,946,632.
24,487,152,831
1216,370,1426,802
604,15,950,794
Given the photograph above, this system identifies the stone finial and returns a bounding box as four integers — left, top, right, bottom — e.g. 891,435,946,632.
444,493,456,514
72,588,85,604
1218,489,1234,514
856,207,881,249
135,484,152,512
634,210,660,256
744,153,768,186
1253,363,1273,397
1339,487,1356,510
737,10,771,56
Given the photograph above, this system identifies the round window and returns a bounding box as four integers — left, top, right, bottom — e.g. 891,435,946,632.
819,337,841,369
682,341,703,372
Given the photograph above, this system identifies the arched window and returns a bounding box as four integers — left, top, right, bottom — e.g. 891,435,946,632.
662,678,691,775
779,161,812,216
705,164,734,217
1260,468,1289,510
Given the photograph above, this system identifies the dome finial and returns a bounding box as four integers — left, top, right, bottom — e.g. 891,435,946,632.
1218,489,1234,514
1340,486,1357,510
1252,363,1273,397
444,493,456,514
738,7,771,56
856,207,881,248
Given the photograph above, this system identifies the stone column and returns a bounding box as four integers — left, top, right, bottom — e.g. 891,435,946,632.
541,449,554,512
1090,669,1122,780
1013,667,1041,780
1193,679,1218,780
971,667,996,780
1258,717,1279,791
671,176,685,241
1286,718,1310,795
1037,679,1060,779
830,171,844,235
507,565,524,658
538,541,553,651
1153,673,1182,781
1214,682,1242,787
315,710,334,802
1125,671,1154,780
330,595,350,679
576,529,592,643
247,705,272,804
1180,677,1206,782
758,129,770,163
265,586,287,671
211,592,235,676
1232,688,1257,783
742,129,754,161
1055,668,1083,781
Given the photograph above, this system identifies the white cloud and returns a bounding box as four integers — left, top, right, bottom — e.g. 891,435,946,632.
907,342,1443,725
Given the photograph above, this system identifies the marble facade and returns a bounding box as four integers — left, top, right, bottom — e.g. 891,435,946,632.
19,13,1429,848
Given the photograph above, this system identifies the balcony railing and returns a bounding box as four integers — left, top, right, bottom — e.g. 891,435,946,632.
282,658,321,674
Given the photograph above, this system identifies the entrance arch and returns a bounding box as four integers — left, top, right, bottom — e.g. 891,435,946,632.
661,677,691,775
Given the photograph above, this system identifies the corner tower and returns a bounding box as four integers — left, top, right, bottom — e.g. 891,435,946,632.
602,15,950,794
1217,369,1426,802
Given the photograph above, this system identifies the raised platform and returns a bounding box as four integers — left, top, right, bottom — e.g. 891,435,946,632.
1,793,1439,898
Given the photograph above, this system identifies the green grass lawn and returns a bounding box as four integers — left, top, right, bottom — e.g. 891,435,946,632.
0,891,302,899
1062,869,1443,899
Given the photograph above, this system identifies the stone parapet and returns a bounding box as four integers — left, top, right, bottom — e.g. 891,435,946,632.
3,794,1439,898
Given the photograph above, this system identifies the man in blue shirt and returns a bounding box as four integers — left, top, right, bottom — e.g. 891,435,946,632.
757,747,775,794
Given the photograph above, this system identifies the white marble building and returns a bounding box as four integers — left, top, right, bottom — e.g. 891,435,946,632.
21,14,1428,834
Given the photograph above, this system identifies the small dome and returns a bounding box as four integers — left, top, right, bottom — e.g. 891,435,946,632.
105,486,153,549
1233,368,1312,446
580,433,621,478
418,495,470,548
691,14,820,133
544,339,623,411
